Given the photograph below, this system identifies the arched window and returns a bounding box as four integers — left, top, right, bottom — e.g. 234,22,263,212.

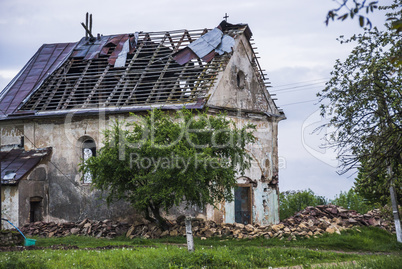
82,138,96,183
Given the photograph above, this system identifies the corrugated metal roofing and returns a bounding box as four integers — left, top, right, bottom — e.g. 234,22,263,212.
0,147,52,184
0,43,76,117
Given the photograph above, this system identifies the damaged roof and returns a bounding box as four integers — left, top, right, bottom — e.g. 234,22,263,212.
0,147,52,185
0,21,259,120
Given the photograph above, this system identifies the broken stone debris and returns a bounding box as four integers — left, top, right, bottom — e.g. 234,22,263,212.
18,205,395,240
19,219,130,239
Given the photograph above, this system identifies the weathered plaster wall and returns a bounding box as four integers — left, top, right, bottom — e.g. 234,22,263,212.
26,116,139,223
203,114,279,226
1,124,23,146
18,165,49,226
1,186,19,229
2,109,279,226
203,31,281,226
1,118,139,225
207,34,278,115
243,116,279,226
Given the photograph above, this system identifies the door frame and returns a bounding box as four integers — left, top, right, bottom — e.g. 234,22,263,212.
235,183,253,225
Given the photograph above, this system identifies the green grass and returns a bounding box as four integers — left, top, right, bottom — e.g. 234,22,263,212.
314,255,402,269
125,226,401,253
286,226,402,252
33,227,401,253
0,245,366,269
1,226,399,268
34,234,144,248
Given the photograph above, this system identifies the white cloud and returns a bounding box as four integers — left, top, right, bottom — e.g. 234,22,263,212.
0,69,19,91
0,69,18,79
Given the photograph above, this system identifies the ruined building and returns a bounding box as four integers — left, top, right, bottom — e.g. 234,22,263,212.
0,21,285,228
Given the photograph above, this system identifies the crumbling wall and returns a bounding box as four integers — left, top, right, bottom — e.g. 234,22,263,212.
2,111,280,226
203,114,280,226
0,124,24,146
207,32,281,225
204,32,281,225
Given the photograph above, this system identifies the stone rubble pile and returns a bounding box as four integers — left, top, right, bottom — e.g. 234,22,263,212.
20,219,130,239
278,204,395,240
18,205,395,240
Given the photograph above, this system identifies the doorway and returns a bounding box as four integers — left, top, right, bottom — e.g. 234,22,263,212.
29,197,42,223
235,185,252,224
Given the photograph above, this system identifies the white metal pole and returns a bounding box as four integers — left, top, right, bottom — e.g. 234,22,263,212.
185,216,194,252
388,165,401,243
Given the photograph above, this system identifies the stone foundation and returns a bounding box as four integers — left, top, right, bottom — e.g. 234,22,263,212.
0,230,24,246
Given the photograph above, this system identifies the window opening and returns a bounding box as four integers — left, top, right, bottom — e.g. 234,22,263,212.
236,70,245,89
82,139,96,183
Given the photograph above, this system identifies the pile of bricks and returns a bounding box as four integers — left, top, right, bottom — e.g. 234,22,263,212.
18,205,395,240
19,219,130,239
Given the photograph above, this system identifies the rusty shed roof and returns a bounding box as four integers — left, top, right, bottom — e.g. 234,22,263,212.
0,147,52,185
0,21,255,120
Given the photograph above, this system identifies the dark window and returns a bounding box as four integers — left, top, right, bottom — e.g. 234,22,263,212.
236,70,245,89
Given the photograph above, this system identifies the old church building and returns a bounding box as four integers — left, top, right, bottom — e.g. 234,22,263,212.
0,20,285,228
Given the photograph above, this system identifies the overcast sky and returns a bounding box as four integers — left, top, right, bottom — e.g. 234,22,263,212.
0,0,394,199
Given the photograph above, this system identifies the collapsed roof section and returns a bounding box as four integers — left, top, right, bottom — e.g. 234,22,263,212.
0,21,260,119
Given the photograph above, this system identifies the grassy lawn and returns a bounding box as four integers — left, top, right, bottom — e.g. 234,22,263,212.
0,227,400,268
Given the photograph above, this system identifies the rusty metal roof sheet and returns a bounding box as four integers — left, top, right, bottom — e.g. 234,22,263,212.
173,27,235,65
0,147,52,184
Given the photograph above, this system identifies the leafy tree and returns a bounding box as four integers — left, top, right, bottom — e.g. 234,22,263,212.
325,0,379,28
326,0,402,62
318,3,402,241
318,8,401,178
279,189,328,220
80,109,255,230
331,188,374,214
354,162,402,206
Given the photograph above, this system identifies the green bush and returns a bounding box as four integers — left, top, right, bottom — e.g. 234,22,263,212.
279,189,328,221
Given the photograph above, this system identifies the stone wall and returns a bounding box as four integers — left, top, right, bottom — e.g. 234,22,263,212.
0,230,24,246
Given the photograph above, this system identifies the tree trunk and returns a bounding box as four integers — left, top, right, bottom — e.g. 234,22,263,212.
149,204,170,231
144,207,156,223
388,166,402,243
